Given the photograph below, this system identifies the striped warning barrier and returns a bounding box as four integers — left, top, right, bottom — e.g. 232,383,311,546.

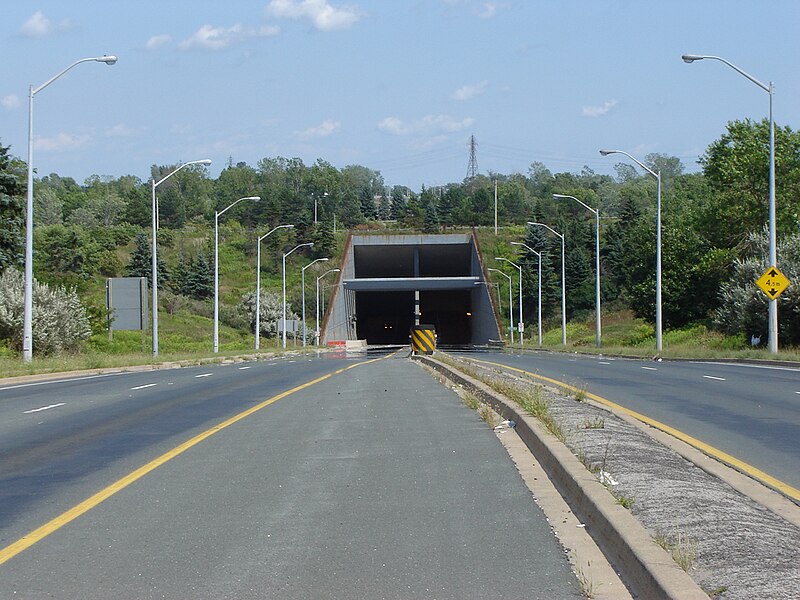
411,325,436,355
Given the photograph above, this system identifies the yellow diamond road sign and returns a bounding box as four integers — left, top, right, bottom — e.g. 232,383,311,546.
756,266,791,300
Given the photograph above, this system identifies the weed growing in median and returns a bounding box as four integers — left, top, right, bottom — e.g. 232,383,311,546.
654,528,698,572
581,416,605,429
575,566,596,599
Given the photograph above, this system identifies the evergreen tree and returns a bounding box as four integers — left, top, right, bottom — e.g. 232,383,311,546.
126,231,168,288
184,250,213,300
0,141,24,276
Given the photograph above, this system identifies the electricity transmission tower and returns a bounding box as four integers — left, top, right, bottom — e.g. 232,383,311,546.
466,135,478,180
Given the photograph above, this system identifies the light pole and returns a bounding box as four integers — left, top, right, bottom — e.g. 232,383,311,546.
487,268,514,344
151,159,212,357
214,196,259,353
23,54,117,362
682,53,777,354
528,222,566,346
282,242,313,348
302,258,329,346
554,194,601,347
600,149,662,352
255,224,294,350
510,242,543,346
496,257,523,343
316,268,340,345
312,191,329,224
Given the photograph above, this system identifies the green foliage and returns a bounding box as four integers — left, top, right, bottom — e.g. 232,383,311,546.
0,269,91,355
126,231,168,288
0,141,25,275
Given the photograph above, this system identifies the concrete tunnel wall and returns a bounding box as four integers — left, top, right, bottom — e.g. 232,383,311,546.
321,233,501,346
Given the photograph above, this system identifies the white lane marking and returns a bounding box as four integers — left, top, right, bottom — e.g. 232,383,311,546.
195,373,213,378
703,375,726,381
131,383,157,390
238,366,252,370
24,403,65,414
0,372,124,392
641,366,658,371
599,361,611,365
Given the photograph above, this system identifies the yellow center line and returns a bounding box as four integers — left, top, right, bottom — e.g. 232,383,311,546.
471,357,800,502
0,355,388,566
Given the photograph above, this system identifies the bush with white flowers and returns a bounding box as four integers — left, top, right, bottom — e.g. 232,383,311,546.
0,269,91,355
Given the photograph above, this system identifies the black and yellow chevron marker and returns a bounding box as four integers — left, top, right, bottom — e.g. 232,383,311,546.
411,325,436,355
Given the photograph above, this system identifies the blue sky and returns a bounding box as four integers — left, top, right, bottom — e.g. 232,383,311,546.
2,1,799,190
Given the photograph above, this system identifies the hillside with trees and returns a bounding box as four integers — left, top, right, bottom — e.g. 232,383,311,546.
1,117,800,357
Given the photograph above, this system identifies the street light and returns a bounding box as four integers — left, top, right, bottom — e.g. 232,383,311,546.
214,196,259,353
510,242,543,346
496,257,523,343
302,258,329,347
312,191,329,224
487,268,514,344
682,53,777,354
599,149,662,352
23,54,117,362
554,194,601,348
316,268,340,345
528,222,566,346
151,159,212,357
282,242,313,348
255,224,294,350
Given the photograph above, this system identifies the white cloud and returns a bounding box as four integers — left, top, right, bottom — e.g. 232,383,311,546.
180,23,278,50
379,114,474,136
582,99,618,117
146,34,172,50
20,11,74,37
266,0,362,31
294,119,341,138
105,123,137,137
479,3,498,18
34,132,92,152
1,95,20,110
452,80,488,101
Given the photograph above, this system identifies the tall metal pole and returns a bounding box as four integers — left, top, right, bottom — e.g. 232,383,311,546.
255,224,294,350
528,223,566,345
599,150,661,352
554,194,601,347
316,268,340,346
488,268,513,344
510,242,542,346
494,179,498,235
23,55,117,362
302,258,329,347
150,159,212,357
496,257,523,343
682,53,777,353
282,242,313,349
214,196,259,353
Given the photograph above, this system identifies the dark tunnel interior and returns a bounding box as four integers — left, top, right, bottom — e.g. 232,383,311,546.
355,290,473,345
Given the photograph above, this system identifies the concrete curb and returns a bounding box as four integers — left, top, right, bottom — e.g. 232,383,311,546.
418,355,708,600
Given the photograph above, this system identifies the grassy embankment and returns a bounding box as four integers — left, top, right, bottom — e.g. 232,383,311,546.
2,223,798,379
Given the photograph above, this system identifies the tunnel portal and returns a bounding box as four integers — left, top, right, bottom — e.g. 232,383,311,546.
323,234,500,346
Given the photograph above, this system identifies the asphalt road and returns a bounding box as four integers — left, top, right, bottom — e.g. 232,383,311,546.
460,350,800,491
0,355,581,599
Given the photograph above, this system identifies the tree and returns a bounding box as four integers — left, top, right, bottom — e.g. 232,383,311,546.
34,187,63,226
0,141,24,275
698,118,800,249
126,231,168,288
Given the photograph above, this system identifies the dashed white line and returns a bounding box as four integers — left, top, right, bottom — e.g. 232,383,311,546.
131,383,157,390
599,361,611,365
195,373,213,378
641,366,658,371
24,403,65,414
238,366,252,370
703,375,726,381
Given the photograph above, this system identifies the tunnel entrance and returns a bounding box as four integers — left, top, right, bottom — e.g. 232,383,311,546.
322,234,501,346
354,290,474,345
355,291,415,344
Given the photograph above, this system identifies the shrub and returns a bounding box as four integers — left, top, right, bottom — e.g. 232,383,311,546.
0,269,91,355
